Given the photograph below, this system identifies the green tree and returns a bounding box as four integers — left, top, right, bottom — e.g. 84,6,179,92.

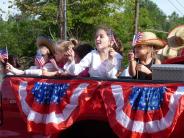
2,0,183,65
166,12,184,32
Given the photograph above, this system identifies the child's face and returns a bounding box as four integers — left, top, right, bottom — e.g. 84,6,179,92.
134,45,151,58
34,46,50,66
95,29,111,51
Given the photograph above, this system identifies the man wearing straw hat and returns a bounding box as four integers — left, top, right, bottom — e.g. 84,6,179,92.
158,25,184,60
128,32,165,80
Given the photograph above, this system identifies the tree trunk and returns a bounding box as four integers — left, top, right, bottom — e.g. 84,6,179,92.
134,0,139,34
58,0,65,39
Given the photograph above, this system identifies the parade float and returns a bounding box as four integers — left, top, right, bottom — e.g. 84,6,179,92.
1,64,184,138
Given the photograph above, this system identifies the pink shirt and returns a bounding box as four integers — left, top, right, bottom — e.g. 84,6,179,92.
78,68,90,77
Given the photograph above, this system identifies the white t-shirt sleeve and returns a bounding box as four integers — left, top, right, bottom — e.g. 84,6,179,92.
64,52,92,76
25,69,42,76
42,63,57,72
120,66,130,77
24,66,42,76
106,54,123,79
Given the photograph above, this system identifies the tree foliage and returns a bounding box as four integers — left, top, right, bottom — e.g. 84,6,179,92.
0,0,183,65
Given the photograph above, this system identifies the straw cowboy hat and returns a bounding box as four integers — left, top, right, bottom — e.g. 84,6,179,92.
157,45,178,60
159,25,184,59
36,36,55,56
134,32,166,50
167,25,184,49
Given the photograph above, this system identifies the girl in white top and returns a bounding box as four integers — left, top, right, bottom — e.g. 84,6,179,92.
6,36,57,76
64,26,123,79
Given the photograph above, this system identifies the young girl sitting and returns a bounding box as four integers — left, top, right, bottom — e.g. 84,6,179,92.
128,32,165,80
6,36,57,76
73,43,94,77
41,39,79,77
64,26,123,79
55,40,77,68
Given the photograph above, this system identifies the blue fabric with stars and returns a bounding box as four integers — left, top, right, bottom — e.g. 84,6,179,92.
129,86,166,111
31,82,69,104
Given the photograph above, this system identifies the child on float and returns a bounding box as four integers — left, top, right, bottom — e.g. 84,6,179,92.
43,40,94,77
64,26,123,79
41,39,78,76
73,43,94,77
157,25,184,61
128,32,165,80
55,40,77,68
6,36,57,76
